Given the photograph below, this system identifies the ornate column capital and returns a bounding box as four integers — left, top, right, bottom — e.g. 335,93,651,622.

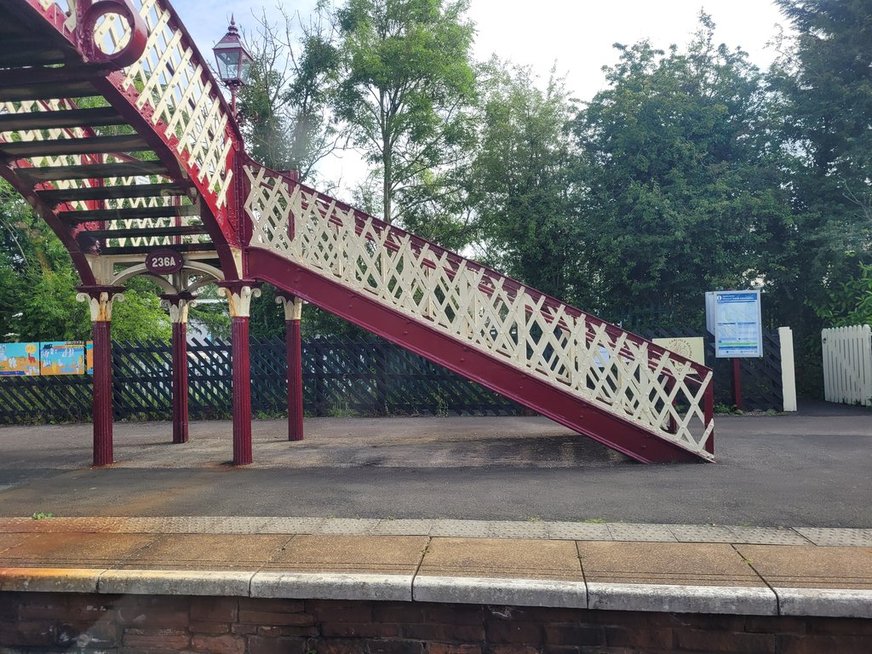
275,294,303,321
161,292,195,324
76,286,126,322
218,281,261,318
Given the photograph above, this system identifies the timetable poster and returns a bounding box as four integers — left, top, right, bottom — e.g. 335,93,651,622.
713,291,763,358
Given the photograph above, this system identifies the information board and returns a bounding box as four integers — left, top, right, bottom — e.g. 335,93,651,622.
707,291,763,358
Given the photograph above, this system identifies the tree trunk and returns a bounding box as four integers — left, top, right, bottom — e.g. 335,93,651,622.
383,147,392,223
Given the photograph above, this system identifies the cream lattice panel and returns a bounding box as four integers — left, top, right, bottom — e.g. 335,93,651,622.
36,0,77,30
0,100,205,249
29,1,233,209
245,166,714,458
119,0,233,209
1,99,98,213
55,0,235,208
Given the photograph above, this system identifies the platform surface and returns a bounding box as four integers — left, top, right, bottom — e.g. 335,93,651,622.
0,406,870,617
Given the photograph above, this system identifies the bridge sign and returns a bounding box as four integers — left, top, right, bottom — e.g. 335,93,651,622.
145,249,184,275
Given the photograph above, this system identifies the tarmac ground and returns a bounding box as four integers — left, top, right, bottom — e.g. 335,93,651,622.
0,403,869,527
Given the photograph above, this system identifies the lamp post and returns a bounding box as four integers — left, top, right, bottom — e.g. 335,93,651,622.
212,16,253,116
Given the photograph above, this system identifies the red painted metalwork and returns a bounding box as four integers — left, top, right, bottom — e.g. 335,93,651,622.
286,314,304,442
22,0,80,42
16,0,250,271
91,319,113,466
252,167,709,384
77,285,124,465
732,358,744,411
3,0,715,464
0,165,97,285
248,248,703,464
79,0,147,68
230,315,253,465
87,71,242,272
171,320,189,444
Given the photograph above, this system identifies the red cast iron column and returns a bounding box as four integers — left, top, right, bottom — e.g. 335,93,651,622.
277,294,304,441
77,286,125,467
219,282,260,465
163,293,193,444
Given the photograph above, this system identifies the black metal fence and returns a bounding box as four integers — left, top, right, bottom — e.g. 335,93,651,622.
0,336,521,424
0,331,784,425
641,329,784,412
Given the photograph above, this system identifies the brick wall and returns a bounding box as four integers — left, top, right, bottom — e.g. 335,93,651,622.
0,592,870,653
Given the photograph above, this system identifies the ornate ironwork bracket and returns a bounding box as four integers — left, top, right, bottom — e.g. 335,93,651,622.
77,0,147,69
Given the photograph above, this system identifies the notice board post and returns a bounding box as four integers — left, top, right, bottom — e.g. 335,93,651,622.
706,290,763,410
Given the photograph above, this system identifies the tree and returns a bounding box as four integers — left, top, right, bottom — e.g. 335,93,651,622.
572,15,794,329
467,61,583,301
770,0,872,326
240,3,342,180
333,0,476,224
238,4,355,339
0,181,172,342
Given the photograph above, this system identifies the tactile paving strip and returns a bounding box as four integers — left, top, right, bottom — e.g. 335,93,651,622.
429,519,492,538
726,526,811,545
545,522,613,541
794,528,872,547
318,518,382,534
607,523,678,542
669,525,739,543
370,519,434,536
487,521,549,539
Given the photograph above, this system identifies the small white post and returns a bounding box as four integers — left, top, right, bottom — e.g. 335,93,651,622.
779,326,797,412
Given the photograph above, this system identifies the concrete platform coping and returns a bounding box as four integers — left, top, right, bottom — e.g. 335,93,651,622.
0,517,870,620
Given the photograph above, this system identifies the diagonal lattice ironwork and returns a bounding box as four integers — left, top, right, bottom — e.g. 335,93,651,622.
245,166,715,459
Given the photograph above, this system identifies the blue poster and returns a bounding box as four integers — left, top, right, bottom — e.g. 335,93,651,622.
712,291,763,358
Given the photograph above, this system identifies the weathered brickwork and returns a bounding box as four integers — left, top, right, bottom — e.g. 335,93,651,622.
0,592,870,653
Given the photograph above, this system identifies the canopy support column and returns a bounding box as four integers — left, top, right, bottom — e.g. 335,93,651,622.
76,286,125,467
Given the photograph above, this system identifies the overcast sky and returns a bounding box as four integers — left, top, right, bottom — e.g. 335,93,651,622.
173,0,792,189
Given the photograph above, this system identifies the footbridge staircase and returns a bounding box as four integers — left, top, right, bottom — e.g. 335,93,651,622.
0,0,714,463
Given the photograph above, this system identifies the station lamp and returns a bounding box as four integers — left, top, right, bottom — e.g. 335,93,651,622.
212,16,253,115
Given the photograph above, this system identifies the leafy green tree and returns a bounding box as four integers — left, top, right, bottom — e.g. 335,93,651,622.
333,0,476,224
572,15,793,328
112,277,171,341
770,0,872,326
0,181,173,342
814,262,872,327
0,188,30,338
0,182,88,340
241,3,342,180
396,166,477,252
467,61,583,301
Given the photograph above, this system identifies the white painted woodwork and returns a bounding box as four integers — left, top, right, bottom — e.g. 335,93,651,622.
822,325,872,407
778,327,797,412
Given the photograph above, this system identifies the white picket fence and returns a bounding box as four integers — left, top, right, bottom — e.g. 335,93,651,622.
821,325,872,406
